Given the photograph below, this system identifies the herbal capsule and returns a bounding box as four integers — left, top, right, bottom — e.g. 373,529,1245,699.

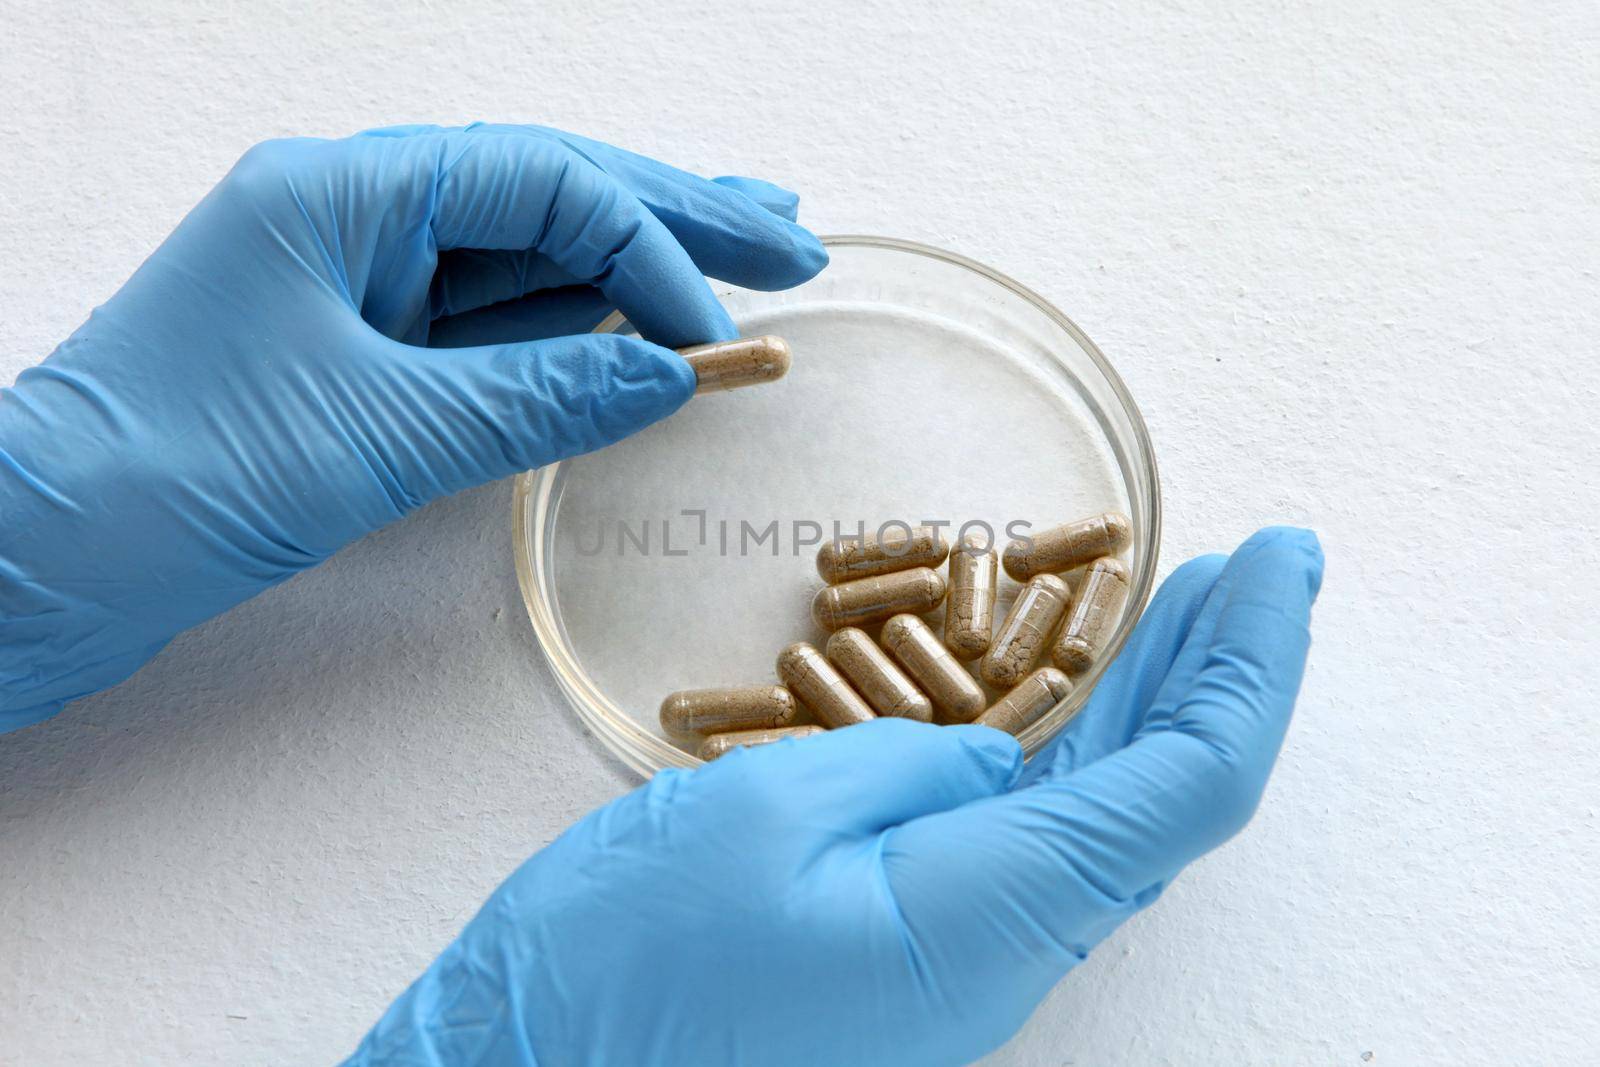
677,335,792,394
944,536,998,660
980,573,1073,690
880,613,987,724
825,628,933,722
975,668,1075,737
1003,512,1132,581
777,642,876,728
812,567,947,631
659,685,800,738
1052,557,1131,677
816,525,950,584
699,725,825,761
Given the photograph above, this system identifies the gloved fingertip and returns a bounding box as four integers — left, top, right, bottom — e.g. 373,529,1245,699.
942,724,1025,791
736,223,828,292
1246,526,1326,601
786,225,830,281
709,175,830,287
1167,552,1229,590
627,335,700,408
1132,881,1168,909
554,334,697,449
712,175,801,221
1205,526,1326,638
1126,553,1228,629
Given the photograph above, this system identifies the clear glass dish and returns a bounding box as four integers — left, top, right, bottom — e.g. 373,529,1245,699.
513,236,1161,777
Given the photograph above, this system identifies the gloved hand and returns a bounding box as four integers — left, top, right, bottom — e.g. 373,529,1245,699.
345,526,1324,1067
0,124,826,731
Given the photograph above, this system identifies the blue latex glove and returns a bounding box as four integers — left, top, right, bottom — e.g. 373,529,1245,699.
346,527,1324,1067
0,124,827,731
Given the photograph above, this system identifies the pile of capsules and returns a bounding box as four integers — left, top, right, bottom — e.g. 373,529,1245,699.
661,512,1133,760
660,335,1133,760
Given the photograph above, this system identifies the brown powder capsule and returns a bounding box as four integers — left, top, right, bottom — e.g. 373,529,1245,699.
944,537,998,660
980,573,1073,690
974,668,1075,737
698,725,825,761
659,685,799,738
1002,512,1132,581
1051,557,1131,677
777,642,876,728
812,567,947,631
880,613,988,724
816,525,950,584
824,628,933,722
678,335,792,394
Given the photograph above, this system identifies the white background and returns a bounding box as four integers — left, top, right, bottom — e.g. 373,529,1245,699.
2,2,1597,1064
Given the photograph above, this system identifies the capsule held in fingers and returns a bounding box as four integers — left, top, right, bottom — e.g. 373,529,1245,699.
1051,557,1131,676
1003,512,1132,580
980,573,1073,690
944,536,998,660
880,613,988,724
816,525,950,583
974,668,1075,737
698,725,825,761
678,335,792,394
659,685,799,738
777,642,876,728
812,567,946,631
825,628,933,722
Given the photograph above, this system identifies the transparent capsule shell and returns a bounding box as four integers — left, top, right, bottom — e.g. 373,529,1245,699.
1003,512,1131,581
812,567,947,631
944,538,998,660
678,335,792,394
816,525,950,584
975,668,1075,737
825,628,934,722
981,573,1073,690
777,642,876,728
699,724,825,760
880,613,988,724
1052,556,1131,676
659,684,800,738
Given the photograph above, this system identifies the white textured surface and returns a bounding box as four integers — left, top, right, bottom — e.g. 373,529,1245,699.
2,2,1597,1064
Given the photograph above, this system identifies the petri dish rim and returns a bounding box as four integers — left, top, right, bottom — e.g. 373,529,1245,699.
513,235,1162,777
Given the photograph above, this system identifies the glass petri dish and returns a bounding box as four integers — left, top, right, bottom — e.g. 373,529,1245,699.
513,236,1160,777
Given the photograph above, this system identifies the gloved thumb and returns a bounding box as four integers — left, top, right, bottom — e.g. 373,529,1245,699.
362,332,697,509
699,718,1024,835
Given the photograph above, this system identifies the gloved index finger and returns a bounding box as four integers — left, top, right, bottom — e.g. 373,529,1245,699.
466,124,828,291
426,131,736,348
711,175,801,222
